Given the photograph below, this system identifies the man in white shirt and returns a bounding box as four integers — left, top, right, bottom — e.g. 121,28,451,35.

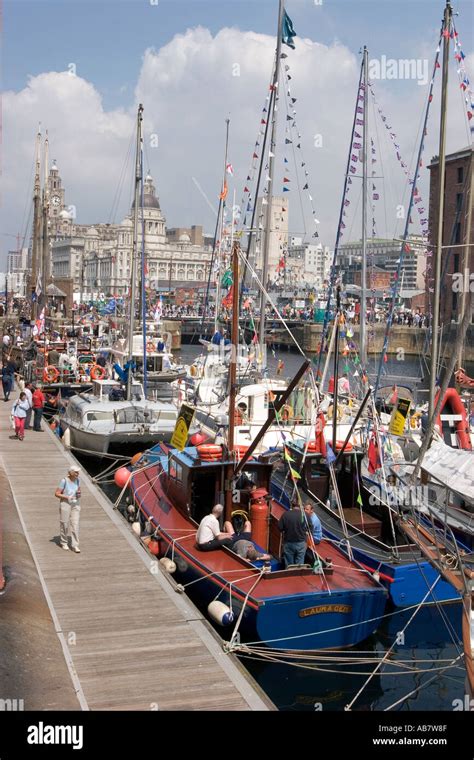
196,504,233,552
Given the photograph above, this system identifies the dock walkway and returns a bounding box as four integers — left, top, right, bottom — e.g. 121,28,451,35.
0,397,271,711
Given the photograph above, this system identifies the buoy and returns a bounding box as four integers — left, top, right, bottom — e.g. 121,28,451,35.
148,538,160,556
175,584,185,594
130,451,143,466
207,601,235,626
63,427,71,449
189,431,209,446
114,467,131,488
131,522,141,536
159,557,176,573
126,503,136,515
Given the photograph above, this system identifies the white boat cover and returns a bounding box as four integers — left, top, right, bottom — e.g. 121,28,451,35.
422,440,474,502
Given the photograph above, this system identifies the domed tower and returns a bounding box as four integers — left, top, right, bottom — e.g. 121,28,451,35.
131,171,166,244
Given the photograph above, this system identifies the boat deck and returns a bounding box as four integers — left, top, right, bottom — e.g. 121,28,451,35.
0,397,271,711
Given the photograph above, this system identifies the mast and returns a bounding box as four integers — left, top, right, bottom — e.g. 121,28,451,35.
215,118,230,333
30,124,42,320
127,103,144,401
360,46,369,368
332,283,341,453
258,0,285,368
456,151,473,368
225,240,240,523
41,130,50,302
428,0,452,420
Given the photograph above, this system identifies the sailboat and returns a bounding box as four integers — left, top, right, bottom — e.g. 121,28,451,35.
59,105,180,456
128,241,387,650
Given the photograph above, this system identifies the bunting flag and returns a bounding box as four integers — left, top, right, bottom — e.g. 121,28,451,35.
226,163,234,176
219,180,228,201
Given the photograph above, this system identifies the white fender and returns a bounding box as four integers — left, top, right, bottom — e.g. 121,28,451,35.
207,600,235,626
159,557,176,573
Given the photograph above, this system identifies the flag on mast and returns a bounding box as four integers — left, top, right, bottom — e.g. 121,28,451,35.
281,9,297,49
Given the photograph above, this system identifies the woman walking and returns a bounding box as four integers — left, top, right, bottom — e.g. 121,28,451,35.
12,392,30,440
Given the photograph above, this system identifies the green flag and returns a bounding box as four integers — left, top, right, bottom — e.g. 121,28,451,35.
281,10,296,49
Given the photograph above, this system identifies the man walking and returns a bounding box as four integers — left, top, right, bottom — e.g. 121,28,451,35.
55,465,82,553
32,384,46,431
278,501,308,567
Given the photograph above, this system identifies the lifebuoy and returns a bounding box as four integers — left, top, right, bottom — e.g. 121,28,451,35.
435,388,472,450
197,444,223,461
307,440,323,452
146,342,155,353
43,366,60,383
233,445,249,459
90,364,106,381
335,440,353,452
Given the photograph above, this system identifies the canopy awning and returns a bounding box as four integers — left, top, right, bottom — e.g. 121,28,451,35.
422,440,474,502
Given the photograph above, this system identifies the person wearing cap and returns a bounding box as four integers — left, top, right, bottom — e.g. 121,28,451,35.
55,466,82,552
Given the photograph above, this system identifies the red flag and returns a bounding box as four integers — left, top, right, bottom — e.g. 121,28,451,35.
368,434,382,474
222,285,234,308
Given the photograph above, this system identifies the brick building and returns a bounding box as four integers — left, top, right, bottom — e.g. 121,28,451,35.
428,145,473,325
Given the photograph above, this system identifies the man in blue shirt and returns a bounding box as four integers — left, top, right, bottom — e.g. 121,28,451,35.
304,503,322,544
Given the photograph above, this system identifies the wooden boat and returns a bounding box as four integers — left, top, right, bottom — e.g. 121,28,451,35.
129,442,387,650
272,439,462,607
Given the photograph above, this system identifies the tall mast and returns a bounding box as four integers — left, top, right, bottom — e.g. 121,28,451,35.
360,46,369,368
428,0,452,420
215,118,231,333
258,0,285,368
41,130,50,301
30,124,42,320
225,240,240,523
127,104,144,401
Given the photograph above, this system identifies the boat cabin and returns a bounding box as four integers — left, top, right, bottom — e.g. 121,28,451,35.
163,446,272,526
90,379,145,402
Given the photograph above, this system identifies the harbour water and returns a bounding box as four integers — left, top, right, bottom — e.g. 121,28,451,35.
82,344,467,712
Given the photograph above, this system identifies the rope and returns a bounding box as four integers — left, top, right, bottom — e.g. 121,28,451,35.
345,574,442,710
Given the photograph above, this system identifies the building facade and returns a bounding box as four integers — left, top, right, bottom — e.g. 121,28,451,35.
338,236,427,295
428,145,473,325
49,165,213,298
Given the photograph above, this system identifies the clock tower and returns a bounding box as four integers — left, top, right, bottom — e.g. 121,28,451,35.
48,160,70,237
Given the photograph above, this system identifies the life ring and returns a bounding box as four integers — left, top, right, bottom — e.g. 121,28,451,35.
335,440,353,452
280,404,294,422
43,366,60,383
307,440,323,452
435,388,472,450
146,342,155,353
233,445,249,459
90,364,106,381
197,444,223,461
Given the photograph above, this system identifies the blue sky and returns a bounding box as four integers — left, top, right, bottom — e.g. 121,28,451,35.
1,0,473,268
5,0,472,110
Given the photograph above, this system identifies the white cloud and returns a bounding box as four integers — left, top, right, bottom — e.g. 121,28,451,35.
1,26,472,267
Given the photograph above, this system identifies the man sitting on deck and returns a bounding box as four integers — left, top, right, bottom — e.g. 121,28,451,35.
232,539,270,563
196,504,233,552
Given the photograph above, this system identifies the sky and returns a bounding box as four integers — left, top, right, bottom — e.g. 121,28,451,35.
1,0,473,269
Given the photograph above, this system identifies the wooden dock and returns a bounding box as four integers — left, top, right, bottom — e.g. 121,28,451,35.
0,397,272,711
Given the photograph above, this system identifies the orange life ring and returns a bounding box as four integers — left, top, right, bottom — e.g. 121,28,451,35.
335,440,353,452
233,445,249,459
435,388,472,450
307,440,323,452
90,364,106,381
43,366,60,383
197,444,223,461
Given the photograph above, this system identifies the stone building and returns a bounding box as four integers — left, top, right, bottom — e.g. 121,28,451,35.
49,164,213,299
428,145,473,325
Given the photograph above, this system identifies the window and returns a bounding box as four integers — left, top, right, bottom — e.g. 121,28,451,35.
457,166,464,184
456,193,463,213
454,222,461,245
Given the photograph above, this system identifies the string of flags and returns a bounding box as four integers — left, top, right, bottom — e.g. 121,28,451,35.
452,20,474,130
